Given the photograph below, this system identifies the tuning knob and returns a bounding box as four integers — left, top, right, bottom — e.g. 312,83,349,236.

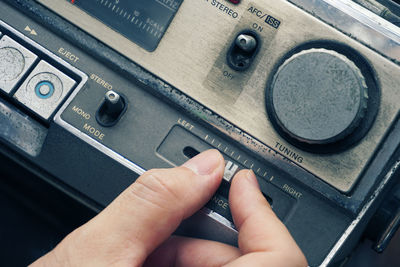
267,48,370,150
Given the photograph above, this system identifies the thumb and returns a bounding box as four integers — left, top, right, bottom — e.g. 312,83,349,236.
45,149,225,266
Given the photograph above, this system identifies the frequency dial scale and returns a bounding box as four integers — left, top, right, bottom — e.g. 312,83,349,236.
69,0,184,51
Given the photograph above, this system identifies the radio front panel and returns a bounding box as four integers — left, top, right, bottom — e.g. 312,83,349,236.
38,0,400,193
1,0,400,266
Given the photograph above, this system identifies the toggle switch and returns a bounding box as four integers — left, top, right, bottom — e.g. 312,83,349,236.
227,30,260,71
235,34,257,52
96,90,127,127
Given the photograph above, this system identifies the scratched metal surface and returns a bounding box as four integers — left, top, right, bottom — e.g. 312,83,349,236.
290,0,400,62
37,0,400,193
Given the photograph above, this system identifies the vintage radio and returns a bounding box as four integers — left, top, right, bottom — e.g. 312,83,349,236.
1,0,400,265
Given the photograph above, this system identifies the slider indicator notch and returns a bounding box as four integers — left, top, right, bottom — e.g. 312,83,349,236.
223,160,239,183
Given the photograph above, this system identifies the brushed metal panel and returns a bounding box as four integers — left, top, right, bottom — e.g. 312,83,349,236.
38,0,400,192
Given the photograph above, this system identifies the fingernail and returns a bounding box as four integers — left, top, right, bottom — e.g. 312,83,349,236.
246,170,260,189
182,149,223,175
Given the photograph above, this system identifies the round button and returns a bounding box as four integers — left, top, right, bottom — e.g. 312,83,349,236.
26,72,63,102
0,47,25,82
268,48,368,145
35,81,55,99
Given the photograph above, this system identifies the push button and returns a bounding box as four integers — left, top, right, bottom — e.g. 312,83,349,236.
0,36,37,94
14,60,76,120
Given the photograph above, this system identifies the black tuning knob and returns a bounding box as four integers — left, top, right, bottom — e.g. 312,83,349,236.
266,43,380,153
96,90,127,127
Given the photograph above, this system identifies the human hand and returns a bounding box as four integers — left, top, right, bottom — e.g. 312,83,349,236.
31,149,307,267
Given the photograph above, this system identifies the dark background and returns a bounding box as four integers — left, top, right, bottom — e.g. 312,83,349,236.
345,230,400,266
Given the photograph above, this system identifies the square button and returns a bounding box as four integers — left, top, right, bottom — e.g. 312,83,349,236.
14,60,76,120
0,36,38,94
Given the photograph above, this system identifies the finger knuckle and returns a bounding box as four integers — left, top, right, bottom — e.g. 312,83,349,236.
145,169,181,199
127,168,187,213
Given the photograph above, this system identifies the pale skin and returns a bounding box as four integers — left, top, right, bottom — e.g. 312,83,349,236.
31,149,308,267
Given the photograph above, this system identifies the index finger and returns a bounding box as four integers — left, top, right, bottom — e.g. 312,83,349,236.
226,170,308,267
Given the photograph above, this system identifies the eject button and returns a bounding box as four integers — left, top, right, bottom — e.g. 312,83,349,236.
14,60,76,120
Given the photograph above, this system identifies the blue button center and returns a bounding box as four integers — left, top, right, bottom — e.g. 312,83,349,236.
35,81,54,99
